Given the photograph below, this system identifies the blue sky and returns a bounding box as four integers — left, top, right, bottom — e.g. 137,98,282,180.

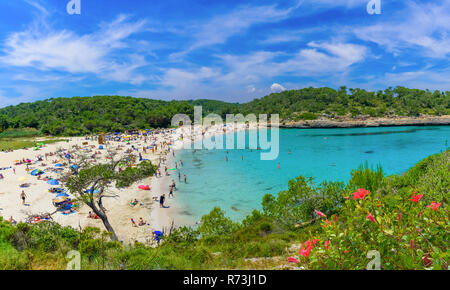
0,0,449,107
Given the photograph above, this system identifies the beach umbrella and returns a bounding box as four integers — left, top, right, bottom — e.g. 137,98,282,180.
138,185,150,191
53,196,68,203
54,163,63,167
70,165,78,169
47,179,60,186
56,193,69,198
31,169,44,176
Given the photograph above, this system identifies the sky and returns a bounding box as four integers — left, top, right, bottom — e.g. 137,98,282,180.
0,0,449,107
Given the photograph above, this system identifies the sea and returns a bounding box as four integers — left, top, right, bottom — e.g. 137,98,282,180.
172,126,449,224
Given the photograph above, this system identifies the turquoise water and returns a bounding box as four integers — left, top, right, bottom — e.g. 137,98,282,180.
173,126,449,224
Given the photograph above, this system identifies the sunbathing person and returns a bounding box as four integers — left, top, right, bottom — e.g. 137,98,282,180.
87,211,99,219
138,217,146,226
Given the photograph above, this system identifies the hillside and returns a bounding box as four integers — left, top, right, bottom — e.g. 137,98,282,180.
0,87,449,136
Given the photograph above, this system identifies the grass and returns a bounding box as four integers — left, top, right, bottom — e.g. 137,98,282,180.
0,138,67,151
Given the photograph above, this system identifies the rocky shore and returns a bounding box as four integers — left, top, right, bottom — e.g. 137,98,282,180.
281,115,450,129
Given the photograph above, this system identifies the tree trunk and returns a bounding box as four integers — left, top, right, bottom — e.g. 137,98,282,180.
99,215,119,241
90,202,119,241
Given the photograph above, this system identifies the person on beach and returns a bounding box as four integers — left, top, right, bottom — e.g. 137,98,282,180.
172,179,176,190
169,186,173,198
159,194,166,208
20,190,27,205
184,174,187,183
138,217,146,226
178,171,181,182
131,218,137,227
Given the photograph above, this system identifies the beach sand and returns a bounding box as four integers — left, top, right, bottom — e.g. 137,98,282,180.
0,122,255,244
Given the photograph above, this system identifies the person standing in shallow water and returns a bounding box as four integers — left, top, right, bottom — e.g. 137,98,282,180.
184,174,187,183
159,194,166,208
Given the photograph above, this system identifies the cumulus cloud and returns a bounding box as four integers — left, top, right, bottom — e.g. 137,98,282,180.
270,83,286,93
0,11,148,84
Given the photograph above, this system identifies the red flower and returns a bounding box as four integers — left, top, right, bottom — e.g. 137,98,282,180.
410,193,423,203
427,202,441,211
352,188,370,200
410,240,414,249
366,212,376,223
333,214,338,222
397,212,402,222
288,257,299,263
299,246,312,258
322,218,333,228
314,209,325,217
324,240,330,250
299,240,315,257
422,256,432,267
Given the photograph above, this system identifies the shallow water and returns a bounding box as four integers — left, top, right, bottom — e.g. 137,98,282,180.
173,126,449,223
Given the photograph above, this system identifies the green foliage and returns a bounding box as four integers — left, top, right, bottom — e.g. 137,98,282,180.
262,177,345,228
347,162,385,193
0,128,41,138
198,207,240,237
1,87,448,136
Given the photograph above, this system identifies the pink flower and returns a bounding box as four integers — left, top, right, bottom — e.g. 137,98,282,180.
366,212,376,223
299,246,312,258
288,257,299,263
397,212,402,222
410,240,414,249
352,188,370,200
410,193,423,203
427,202,441,211
299,240,315,258
324,240,330,250
314,209,325,217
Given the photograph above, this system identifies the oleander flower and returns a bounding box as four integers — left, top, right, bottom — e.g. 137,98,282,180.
314,209,325,217
366,212,376,223
288,257,299,263
352,188,370,200
427,202,441,211
410,193,423,203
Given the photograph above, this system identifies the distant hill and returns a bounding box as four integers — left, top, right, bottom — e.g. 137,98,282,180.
0,87,448,136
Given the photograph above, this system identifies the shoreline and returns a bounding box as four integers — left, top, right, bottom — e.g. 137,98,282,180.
281,115,450,129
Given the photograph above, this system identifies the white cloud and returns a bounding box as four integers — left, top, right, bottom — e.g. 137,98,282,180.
170,3,300,59
270,83,286,93
354,1,450,58
0,8,149,84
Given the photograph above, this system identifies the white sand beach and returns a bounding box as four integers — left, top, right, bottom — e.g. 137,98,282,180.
0,122,255,244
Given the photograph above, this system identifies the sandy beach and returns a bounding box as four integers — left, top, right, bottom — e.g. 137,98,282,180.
0,122,254,244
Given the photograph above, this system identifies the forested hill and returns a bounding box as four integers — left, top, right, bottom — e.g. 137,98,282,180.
0,87,449,136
